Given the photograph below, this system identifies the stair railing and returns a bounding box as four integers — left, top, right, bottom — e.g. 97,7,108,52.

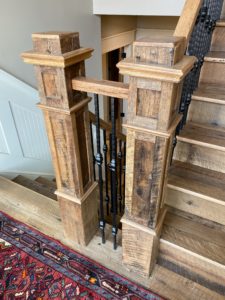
175,0,223,130
21,0,205,277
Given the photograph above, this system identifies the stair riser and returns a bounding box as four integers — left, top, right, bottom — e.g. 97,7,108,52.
166,187,225,226
174,141,225,174
159,241,225,295
200,61,225,86
188,100,225,128
211,27,225,52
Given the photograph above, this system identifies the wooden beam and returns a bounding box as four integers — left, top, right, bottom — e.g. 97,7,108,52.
174,0,203,50
72,76,129,99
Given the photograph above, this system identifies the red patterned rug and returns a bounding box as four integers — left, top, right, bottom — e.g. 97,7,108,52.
0,211,163,300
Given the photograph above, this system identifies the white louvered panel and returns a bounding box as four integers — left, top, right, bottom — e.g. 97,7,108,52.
9,102,51,161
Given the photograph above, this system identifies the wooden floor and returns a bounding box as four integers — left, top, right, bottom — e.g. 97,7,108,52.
0,176,223,300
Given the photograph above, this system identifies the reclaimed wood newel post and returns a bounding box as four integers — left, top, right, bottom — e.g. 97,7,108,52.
22,32,98,246
117,36,196,276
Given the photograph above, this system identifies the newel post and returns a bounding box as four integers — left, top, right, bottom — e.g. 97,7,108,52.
22,32,98,246
117,36,196,276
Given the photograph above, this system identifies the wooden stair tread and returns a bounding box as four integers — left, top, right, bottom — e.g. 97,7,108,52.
0,176,60,219
205,51,225,63
168,161,225,204
177,122,225,152
192,84,225,104
13,175,57,201
35,176,57,191
161,211,225,266
216,20,225,27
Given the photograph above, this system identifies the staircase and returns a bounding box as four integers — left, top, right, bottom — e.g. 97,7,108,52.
162,14,225,295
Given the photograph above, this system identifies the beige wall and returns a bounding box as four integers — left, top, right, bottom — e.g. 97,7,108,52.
0,0,102,87
137,16,179,30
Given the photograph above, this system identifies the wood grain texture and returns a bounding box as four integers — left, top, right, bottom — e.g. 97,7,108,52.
174,139,225,174
13,175,57,201
174,0,203,51
0,179,221,299
192,83,225,104
122,217,160,277
211,26,225,52
72,76,129,99
133,36,185,67
117,56,196,83
58,183,99,246
166,161,225,225
177,123,225,152
22,32,98,246
125,129,169,228
200,60,225,86
160,211,225,295
188,98,225,128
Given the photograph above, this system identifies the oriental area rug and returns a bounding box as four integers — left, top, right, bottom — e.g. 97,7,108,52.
0,211,163,300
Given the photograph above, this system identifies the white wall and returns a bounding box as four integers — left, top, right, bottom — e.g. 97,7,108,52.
0,0,102,87
93,0,186,16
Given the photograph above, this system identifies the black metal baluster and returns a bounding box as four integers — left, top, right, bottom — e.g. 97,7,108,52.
123,141,126,211
103,129,110,216
177,0,223,135
89,122,96,181
109,97,118,250
118,139,123,214
94,93,105,244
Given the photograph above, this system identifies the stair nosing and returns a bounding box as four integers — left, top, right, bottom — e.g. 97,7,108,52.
177,135,225,152
167,183,225,206
192,94,225,105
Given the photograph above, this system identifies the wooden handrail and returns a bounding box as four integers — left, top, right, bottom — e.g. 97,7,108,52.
89,111,126,142
174,0,203,51
72,76,129,99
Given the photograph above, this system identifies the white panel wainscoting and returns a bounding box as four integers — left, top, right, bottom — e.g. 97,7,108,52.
0,69,54,177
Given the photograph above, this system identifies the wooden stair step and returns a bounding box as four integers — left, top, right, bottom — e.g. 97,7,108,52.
159,210,225,295
0,176,60,222
204,51,225,63
166,161,225,225
192,84,225,104
168,161,225,203
35,176,57,192
216,20,225,27
13,175,57,201
177,122,225,152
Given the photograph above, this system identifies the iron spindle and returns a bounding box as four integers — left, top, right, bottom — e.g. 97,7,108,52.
123,141,126,211
103,129,110,216
178,0,223,131
94,93,105,244
109,97,118,250
118,139,123,213
90,122,96,181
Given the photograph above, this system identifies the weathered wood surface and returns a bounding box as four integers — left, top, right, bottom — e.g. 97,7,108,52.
72,76,129,99
0,176,223,299
22,32,98,246
133,36,185,66
124,128,169,228
174,0,203,51
177,123,225,152
174,139,225,174
200,60,225,86
13,175,57,201
167,160,225,225
35,176,57,190
117,56,196,83
211,25,225,52
160,211,225,295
